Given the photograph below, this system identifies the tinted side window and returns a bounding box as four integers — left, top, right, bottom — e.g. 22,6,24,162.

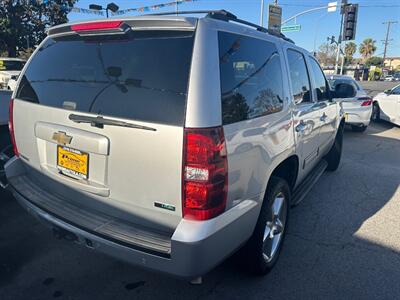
309,58,330,101
219,32,284,125
287,49,311,104
392,85,400,94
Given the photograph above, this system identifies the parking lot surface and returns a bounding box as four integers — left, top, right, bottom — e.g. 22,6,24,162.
0,82,399,299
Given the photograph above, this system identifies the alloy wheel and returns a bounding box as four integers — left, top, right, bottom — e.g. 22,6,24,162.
262,192,287,263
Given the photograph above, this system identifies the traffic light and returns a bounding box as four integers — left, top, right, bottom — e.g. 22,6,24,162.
342,4,358,41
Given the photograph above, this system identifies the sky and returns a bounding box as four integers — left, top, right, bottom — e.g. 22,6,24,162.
67,0,400,58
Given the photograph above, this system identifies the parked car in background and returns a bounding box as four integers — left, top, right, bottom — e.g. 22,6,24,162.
327,75,372,132
0,58,25,90
372,84,400,126
0,90,12,126
5,11,353,280
7,75,18,91
384,75,395,82
394,73,400,81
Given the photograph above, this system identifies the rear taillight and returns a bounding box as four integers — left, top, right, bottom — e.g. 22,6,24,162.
359,97,372,106
182,127,228,220
71,21,123,32
8,98,19,157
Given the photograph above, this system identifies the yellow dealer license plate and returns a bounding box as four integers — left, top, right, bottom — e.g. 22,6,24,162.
57,146,89,179
345,113,349,122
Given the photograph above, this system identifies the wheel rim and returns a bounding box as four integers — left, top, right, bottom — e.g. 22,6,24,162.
262,192,287,263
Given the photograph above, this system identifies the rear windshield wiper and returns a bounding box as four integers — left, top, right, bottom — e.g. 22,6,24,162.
69,114,156,131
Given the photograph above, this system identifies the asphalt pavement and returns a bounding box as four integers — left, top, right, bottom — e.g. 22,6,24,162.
359,81,398,97
0,83,399,300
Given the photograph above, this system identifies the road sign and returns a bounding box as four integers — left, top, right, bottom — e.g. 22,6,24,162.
281,24,301,33
268,4,282,33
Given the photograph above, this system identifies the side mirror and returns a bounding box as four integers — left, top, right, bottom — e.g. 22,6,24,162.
384,89,391,95
333,83,356,99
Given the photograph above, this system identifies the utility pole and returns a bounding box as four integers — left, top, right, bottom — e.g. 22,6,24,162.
382,20,398,67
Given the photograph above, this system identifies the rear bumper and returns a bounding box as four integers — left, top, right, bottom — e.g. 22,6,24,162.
6,157,259,278
344,106,372,126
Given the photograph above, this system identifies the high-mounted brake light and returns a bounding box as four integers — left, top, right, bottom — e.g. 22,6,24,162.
8,98,19,157
359,97,372,106
182,127,228,221
71,21,123,32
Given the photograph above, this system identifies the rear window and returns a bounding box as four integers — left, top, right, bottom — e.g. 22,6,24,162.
328,78,359,91
16,30,195,126
218,31,284,125
0,60,25,71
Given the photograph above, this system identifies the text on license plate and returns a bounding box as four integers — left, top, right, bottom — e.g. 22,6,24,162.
57,146,89,179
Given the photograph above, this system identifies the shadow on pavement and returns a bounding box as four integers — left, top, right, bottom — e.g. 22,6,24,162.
0,122,399,299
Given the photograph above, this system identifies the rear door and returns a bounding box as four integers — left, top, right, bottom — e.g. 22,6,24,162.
285,48,320,180
13,28,195,230
308,57,337,153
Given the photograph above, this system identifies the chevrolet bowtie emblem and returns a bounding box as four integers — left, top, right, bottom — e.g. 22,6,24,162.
52,131,73,145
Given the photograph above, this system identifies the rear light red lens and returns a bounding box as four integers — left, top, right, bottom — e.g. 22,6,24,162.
359,97,372,106
8,98,19,157
183,127,228,220
71,21,122,32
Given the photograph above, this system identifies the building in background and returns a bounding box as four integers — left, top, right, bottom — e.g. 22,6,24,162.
384,57,400,70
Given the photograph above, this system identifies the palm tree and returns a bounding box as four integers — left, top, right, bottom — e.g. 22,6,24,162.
359,38,377,60
345,42,357,60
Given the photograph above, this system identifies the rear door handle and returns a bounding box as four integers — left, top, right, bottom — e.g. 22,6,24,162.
320,113,327,122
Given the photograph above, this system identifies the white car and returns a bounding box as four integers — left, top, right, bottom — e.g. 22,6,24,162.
372,84,400,126
7,75,18,91
384,75,394,82
0,58,25,90
328,75,372,132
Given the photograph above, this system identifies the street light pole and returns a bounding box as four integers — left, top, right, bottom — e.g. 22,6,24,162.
282,6,331,25
340,41,346,74
334,1,346,74
89,3,119,18
260,0,264,27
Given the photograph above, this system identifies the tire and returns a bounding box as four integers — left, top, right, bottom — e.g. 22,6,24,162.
239,176,290,276
351,125,367,132
371,103,380,122
325,122,344,172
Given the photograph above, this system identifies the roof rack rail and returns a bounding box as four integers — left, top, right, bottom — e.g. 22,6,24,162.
144,9,294,44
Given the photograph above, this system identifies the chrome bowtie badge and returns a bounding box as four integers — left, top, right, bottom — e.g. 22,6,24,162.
52,131,73,145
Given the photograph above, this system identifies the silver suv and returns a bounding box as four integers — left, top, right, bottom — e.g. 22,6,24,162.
5,11,354,279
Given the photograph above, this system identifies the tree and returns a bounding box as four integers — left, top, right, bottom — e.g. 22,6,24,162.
364,56,383,68
316,43,337,66
359,38,377,60
344,42,357,63
0,0,77,57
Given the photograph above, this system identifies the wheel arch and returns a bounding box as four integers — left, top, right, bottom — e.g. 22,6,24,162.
267,155,299,193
